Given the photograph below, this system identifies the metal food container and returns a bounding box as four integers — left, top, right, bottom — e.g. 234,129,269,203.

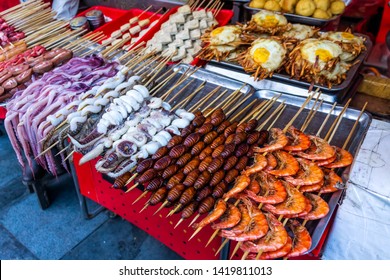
70,16,90,30
204,33,372,101
170,64,372,257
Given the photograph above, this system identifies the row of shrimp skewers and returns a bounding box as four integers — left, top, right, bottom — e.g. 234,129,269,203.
187,96,359,260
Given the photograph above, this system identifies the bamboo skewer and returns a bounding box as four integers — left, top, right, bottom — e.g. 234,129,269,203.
316,102,337,137
301,99,324,132
342,102,367,150
0,0,42,17
230,100,258,122
239,101,266,124
188,86,222,112
326,99,352,143
225,94,252,117
172,81,206,110
203,88,235,113
166,79,197,103
300,92,321,131
300,102,368,231
282,94,313,133
159,68,199,100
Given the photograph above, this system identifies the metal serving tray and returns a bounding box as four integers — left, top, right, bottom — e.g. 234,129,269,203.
171,64,372,257
244,3,340,27
206,33,372,99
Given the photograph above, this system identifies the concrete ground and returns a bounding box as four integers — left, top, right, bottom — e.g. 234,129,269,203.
0,124,182,260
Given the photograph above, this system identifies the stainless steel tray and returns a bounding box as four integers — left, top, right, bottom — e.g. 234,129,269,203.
207,33,372,97
168,64,372,257
244,3,340,27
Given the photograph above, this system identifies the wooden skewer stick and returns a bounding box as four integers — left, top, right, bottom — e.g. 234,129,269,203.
188,86,222,112
167,204,182,217
326,99,352,143
215,239,229,256
225,93,252,117
154,68,174,84
282,94,313,133
230,99,258,122
132,53,164,74
230,241,242,259
72,35,106,53
125,183,139,193
150,71,177,96
174,218,185,229
268,105,286,131
132,191,149,205
63,150,75,162
316,102,337,137
126,51,158,70
160,69,199,101
301,99,324,132
300,91,322,130
188,227,203,241
239,101,266,124
134,5,153,20
301,102,368,228
139,200,151,213
324,99,351,141
36,141,59,158
153,200,169,215
252,96,279,121
204,86,242,114
342,102,368,150
219,91,242,112
166,78,197,103
201,88,231,112
188,214,200,228
257,101,286,131
241,250,250,260
172,81,206,110
143,55,173,86
0,0,41,16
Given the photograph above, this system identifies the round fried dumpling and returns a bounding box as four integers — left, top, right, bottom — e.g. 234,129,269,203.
210,25,242,46
321,31,365,61
295,0,316,16
282,24,317,40
251,10,289,33
300,39,342,70
249,38,287,72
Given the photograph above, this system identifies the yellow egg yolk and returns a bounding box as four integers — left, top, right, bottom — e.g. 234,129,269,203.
315,48,333,62
263,15,279,28
341,32,355,40
211,27,224,36
253,47,270,64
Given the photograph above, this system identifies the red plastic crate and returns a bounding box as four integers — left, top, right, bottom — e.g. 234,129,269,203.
73,152,224,260
0,107,6,120
76,6,128,33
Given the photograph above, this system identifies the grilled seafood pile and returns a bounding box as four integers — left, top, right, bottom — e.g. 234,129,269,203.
0,47,74,103
187,125,354,259
198,9,366,87
4,55,120,176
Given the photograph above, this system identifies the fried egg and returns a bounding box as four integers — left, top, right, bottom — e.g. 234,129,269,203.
323,31,364,44
320,61,349,81
321,31,365,61
282,24,316,41
300,39,342,70
210,25,242,46
252,10,288,29
249,38,286,71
